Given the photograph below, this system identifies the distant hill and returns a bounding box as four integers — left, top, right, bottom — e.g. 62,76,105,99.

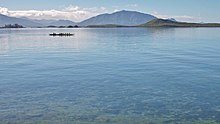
31,19,56,25
0,14,42,27
79,10,157,26
30,19,76,26
1,12,220,28
0,14,76,27
86,24,128,28
140,19,220,27
46,20,76,26
167,18,177,22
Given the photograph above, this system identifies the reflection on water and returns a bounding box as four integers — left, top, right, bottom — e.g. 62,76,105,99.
0,28,97,55
0,28,220,124
0,38,10,55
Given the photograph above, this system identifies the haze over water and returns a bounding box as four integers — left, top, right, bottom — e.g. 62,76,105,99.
0,28,220,123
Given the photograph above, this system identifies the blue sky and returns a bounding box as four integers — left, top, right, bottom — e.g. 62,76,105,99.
0,0,219,22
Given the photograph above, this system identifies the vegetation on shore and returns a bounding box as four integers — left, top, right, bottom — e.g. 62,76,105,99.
0,24,24,28
0,24,80,29
47,25,79,28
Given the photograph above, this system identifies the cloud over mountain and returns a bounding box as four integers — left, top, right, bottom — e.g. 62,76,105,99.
0,5,200,23
0,6,106,22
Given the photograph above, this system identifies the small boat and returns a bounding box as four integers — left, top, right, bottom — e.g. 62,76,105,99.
49,33,74,36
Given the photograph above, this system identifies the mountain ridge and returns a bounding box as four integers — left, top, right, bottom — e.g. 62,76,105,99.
46,20,76,26
0,10,157,27
0,14,42,27
1,11,220,28
79,10,157,26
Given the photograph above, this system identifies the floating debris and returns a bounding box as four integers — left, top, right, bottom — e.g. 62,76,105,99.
49,33,74,36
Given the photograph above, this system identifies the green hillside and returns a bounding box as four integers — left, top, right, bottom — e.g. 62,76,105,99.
140,19,220,27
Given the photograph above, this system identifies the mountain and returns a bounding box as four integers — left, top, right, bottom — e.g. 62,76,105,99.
31,19,56,25
0,14,76,27
47,20,76,26
0,14,42,27
87,24,128,28
167,18,177,22
2,11,219,28
28,19,76,26
79,10,157,26
140,19,220,27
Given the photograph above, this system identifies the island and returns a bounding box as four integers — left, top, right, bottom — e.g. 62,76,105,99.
0,24,24,28
140,19,220,27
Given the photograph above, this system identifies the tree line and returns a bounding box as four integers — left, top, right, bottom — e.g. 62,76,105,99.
0,24,24,28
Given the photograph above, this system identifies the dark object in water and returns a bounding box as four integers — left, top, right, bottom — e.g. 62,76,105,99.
49,33,74,36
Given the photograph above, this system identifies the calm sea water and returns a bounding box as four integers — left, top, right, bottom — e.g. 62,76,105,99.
0,28,220,124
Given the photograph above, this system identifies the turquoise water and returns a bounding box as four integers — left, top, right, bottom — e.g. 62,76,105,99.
0,28,220,124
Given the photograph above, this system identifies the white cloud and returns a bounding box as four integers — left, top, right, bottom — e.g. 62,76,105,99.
0,6,202,22
0,7,9,15
0,6,107,22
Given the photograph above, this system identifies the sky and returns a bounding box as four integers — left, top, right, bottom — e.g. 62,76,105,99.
0,0,220,22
